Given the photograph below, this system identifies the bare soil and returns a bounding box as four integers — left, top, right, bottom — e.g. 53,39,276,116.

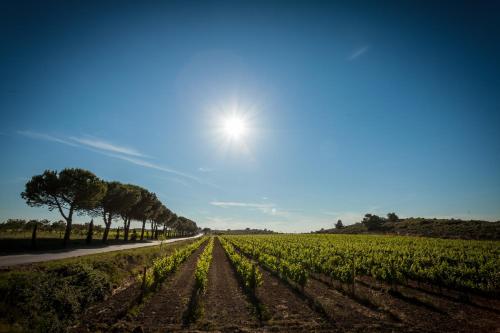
254,267,334,331
304,276,406,332
125,242,208,332
194,237,259,331
73,279,142,332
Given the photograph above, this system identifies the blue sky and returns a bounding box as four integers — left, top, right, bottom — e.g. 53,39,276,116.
1,1,500,232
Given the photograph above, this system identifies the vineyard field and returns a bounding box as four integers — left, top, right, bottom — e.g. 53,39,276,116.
2,234,499,332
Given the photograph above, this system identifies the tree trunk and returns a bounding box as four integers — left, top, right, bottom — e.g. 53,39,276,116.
63,216,72,247
140,219,146,240
124,217,132,241
102,226,110,243
124,217,129,241
102,212,111,243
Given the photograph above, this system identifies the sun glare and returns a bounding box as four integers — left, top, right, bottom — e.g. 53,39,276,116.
223,115,247,140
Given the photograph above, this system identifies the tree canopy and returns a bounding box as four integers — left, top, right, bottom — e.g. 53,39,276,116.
21,168,199,244
21,168,106,245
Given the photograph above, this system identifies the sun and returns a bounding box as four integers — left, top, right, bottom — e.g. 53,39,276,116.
223,115,247,140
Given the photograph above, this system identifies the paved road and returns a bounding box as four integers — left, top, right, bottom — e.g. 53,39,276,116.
0,234,203,267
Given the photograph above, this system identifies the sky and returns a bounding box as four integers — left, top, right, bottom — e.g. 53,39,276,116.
1,0,500,232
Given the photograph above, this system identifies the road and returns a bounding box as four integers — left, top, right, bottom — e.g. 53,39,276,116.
0,234,203,267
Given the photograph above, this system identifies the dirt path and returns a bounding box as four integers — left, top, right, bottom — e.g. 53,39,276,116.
195,237,259,331
122,241,207,332
0,234,203,267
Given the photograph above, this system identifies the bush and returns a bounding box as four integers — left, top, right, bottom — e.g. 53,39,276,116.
0,263,111,332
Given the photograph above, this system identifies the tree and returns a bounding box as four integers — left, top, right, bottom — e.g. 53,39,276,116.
127,187,157,241
93,181,139,243
387,212,399,222
155,205,173,239
335,219,344,229
174,216,198,236
118,184,141,241
164,212,178,237
362,213,384,231
21,168,106,247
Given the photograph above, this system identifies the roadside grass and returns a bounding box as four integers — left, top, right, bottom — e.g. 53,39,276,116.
0,238,196,333
0,230,186,254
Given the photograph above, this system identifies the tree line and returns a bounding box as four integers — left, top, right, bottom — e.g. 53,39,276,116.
328,212,400,231
20,168,199,246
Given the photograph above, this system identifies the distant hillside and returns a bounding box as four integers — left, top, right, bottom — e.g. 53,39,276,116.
211,228,277,235
316,218,500,240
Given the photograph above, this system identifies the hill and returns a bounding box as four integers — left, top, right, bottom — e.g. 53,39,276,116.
315,218,500,240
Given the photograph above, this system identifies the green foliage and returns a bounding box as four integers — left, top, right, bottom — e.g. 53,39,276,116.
362,214,384,231
0,239,195,332
21,168,106,213
387,212,399,222
0,263,110,333
140,237,206,291
195,237,214,293
219,237,263,292
224,234,500,294
225,236,307,287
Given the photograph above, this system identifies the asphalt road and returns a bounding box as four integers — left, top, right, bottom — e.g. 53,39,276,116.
0,234,203,267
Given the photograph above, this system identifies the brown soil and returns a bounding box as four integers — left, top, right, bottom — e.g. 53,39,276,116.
73,280,142,332
194,238,259,331
121,242,207,333
304,276,406,332
254,267,334,331
312,273,500,333
356,276,500,333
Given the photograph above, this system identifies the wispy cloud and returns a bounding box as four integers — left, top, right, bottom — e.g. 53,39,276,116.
69,136,148,157
210,201,290,217
211,201,273,209
18,130,79,147
348,45,370,61
17,130,211,186
198,167,213,172
321,210,364,225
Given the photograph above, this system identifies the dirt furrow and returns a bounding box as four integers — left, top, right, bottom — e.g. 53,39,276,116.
194,237,259,331
305,277,406,332
254,267,334,331
124,241,207,332
73,280,141,332
356,276,500,333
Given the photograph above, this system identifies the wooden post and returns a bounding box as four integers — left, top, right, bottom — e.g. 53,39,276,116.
142,266,147,290
86,219,94,244
31,224,37,250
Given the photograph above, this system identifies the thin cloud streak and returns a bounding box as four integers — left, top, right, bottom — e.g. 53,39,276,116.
211,201,273,209
348,45,370,60
18,130,79,147
17,130,212,186
69,136,148,157
210,201,290,217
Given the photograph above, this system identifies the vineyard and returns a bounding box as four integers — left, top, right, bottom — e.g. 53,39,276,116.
223,234,499,294
3,234,499,332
